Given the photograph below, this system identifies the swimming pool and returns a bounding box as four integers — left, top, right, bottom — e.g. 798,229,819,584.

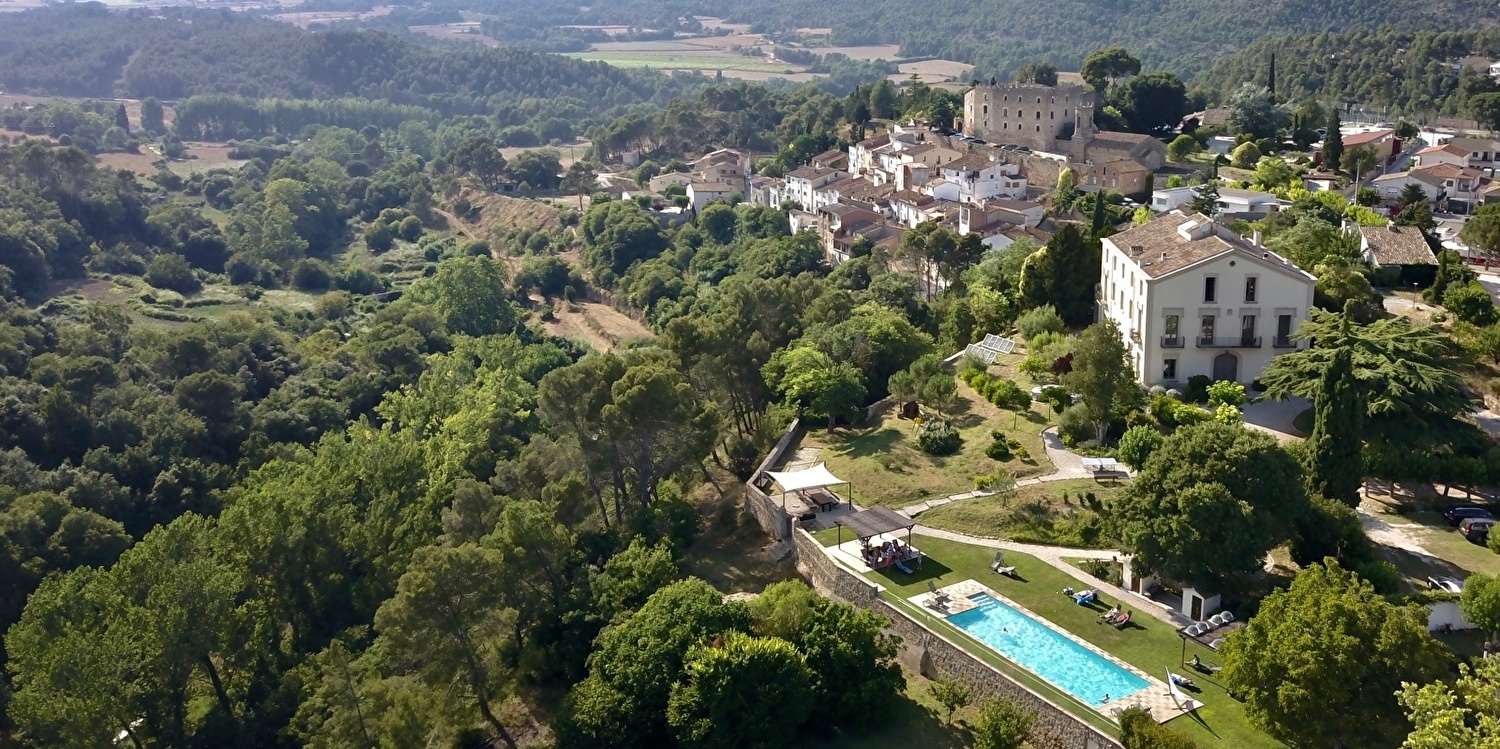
948,593,1150,705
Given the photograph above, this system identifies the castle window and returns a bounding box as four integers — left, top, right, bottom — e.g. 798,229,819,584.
1036,125,1041,132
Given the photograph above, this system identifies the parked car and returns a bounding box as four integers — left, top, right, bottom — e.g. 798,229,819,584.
1460,517,1496,543
1444,504,1494,526
1427,575,1465,594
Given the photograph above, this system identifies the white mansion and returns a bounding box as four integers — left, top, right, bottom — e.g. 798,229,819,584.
1099,211,1315,387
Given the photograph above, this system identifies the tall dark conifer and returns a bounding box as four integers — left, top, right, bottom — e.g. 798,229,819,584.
1267,52,1276,99
1303,303,1364,506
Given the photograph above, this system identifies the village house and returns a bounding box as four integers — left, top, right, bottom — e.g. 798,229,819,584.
1076,158,1151,196
932,152,1028,203
1426,137,1500,169
1372,163,1483,208
785,165,851,211
649,172,693,193
1357,223,1438,286
1075,131,1166,171
1099,211,1315,387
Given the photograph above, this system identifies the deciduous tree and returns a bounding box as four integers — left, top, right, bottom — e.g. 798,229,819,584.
1221,561,1450,749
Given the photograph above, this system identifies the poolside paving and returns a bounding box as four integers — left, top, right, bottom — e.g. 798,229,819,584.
912,579,1205,725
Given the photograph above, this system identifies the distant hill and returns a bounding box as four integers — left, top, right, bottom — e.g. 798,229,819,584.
414,0,1500,80
0,4,695,116
1193,27,1500,118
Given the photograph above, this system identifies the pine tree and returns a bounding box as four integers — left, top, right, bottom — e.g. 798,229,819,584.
1189,162,1221,217
1324,109,1344,174
1303,306,1364,506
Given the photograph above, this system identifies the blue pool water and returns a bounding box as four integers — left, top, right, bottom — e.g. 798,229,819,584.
948,593,1149,705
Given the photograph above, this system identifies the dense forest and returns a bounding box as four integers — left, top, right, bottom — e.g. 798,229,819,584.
1196,27,1500,118
0,5,699,122
338,0,1500,79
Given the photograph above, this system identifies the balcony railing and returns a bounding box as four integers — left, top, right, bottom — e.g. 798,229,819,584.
1160,335,1185,348
1197,335,1262,349
1272,336,1297,349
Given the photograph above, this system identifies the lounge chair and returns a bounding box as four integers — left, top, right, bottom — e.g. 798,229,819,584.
995,565,1018,577
927,581,951,603
990,551,1006,571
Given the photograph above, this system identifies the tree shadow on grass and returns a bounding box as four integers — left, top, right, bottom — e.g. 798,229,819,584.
799,690,972,749
829,427,905,460
870,558,953,588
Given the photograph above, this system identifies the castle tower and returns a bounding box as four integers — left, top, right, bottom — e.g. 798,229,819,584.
1075,98,1098,146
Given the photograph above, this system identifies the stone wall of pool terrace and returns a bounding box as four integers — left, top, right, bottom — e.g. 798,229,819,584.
743,418,801,540
792,528,1123,749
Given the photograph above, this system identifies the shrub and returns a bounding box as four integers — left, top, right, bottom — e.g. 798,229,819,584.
1231,142,1262,169
290,258,333,291
1185,374,1212,403
1116,425,1164,470
1353,560,1403,594
1172,401,1211,427
144,253,200,294
1057,403,1094,447
972,697,1035,749
985,439,1012,460
991,379,1031,411
1206,380,1246,407
398,215,423,242
1016,305,1065,339
1213,403,1242,424
1041,385,1071,415
917,419,962,455
364,221,396,252
1444,281,1498,326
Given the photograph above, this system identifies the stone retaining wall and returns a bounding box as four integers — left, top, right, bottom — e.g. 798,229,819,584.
792,529,1122,749
742,418,801,540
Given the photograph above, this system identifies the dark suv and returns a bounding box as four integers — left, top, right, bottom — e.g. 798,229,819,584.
1461,517,1496,544
1445,504,1494,526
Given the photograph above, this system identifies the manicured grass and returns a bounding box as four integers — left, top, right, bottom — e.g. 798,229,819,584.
802,380,1055,508
919,479,1125,548
828,534,1285,749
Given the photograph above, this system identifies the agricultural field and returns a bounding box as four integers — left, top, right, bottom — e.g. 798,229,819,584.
564,38,814,78
408,22,500,47
893,58,975,86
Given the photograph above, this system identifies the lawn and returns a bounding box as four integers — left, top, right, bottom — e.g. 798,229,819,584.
919,479,1125,548
814,532,1285,749
801,379,1055,508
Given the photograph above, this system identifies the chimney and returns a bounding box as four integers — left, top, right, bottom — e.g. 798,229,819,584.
1252,229,1263,247
1131,244,1145,254
1160,251,1167,262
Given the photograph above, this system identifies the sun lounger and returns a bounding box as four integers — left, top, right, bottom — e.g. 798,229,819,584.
927,581,950,603
995,565,1018,577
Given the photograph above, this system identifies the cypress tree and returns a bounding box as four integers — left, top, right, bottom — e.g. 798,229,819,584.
1324,109,1344,174
1267,52,1276,99
114,103,130,133
1303,304,1364,506
1091,190,1107,237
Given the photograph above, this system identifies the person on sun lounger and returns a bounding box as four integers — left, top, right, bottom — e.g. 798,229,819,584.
1101,605,1122,623
1170,673,1196,689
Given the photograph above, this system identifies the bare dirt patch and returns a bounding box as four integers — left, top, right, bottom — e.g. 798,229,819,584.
813,45,902,60
409,22,500,47
272,6,391,27
453,191,567,239
542,299,651,351
498,142,590,168
694,16,752,34
680,34,767,50
97,151,165,175
900,59,974,79
688,69,823,83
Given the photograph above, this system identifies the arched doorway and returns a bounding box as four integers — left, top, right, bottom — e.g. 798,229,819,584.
1212,352,1239,382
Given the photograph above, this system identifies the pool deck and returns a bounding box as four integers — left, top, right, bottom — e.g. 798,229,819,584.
910,579,1203,724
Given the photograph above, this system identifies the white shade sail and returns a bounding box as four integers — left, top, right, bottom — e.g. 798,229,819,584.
765,462,847,493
